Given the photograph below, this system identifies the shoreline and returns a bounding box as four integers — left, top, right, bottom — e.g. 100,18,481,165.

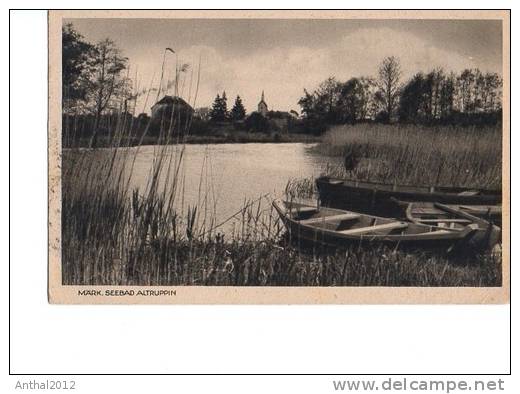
65,132,322,148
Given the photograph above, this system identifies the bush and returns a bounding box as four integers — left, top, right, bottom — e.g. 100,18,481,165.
245,112,270,133
290,118,327,135
190,117,212,135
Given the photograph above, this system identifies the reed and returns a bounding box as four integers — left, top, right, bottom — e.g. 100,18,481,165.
62,158,502,287
61,85,502,287
313,124,502,189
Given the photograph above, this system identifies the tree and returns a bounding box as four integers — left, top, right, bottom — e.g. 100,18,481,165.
297,78,343,124
399,70,455,123
85,39,130,140
424,68,445,120
457,69,475,113
297,89,316,119
438,73,455,120
230,95,246,121
375,56,401,122
479,72,501,112
398,73,425,123
453,69,501,116
315,77,343,123
221,91,229,119
245,112,269,133
338,77,375,123
62,23,93,113
209,92,228,122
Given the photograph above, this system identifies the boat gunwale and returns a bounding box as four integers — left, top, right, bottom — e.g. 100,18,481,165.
316,176,501,196
272,199,474,242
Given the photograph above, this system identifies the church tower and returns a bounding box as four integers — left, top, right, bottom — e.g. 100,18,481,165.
257,91,268,117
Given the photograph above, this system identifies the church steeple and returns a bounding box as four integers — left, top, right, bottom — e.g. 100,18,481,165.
258,91,268,116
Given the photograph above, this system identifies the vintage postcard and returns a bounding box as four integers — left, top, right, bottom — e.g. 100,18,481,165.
48,10,510,304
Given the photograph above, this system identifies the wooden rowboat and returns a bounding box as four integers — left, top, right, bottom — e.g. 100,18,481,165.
455,204,502,226
392,200,501,249
272,199,482,250
391,199,502,227
316,176,501,216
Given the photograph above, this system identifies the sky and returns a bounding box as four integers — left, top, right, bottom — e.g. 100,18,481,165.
65,18,503,114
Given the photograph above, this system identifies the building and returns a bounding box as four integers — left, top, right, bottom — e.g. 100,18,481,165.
151,95,194,119
257,91,268,117
150,95,194,134
194,107,211,121
245,92,299,133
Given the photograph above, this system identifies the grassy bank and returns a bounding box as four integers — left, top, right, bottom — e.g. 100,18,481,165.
68,130,321,148
62,119,502,287
312,124,502,190
62,177,501,286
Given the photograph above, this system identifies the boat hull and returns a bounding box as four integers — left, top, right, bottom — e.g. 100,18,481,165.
397,201,501,250
316,176,502,216
273,199,482,251
392,199,502,228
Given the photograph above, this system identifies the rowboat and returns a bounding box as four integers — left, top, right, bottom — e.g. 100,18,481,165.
392,200,501,249
455,204,502,226
391,199,502,227
272,199,483,250
316,176,501,216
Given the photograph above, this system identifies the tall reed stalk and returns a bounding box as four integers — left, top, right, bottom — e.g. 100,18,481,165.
314,124,502,189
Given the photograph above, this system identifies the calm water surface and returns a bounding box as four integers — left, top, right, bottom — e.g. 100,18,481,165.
125,143,333,234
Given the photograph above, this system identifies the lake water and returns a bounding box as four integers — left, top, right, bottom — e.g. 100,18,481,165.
124,142,334,236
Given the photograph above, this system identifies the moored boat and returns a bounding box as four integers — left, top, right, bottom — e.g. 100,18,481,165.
316,176,502,216
391,199,502,227
273,199,485,251
392,200,501,249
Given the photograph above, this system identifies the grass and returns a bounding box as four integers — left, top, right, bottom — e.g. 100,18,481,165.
313,123,502,190
61,83,503,287
62,168,501,287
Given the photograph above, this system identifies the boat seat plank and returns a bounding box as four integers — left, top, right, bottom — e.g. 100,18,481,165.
424,230,451,235
338,221,408,235
288,206,318,214
418,218,471,223
459,205,480,210
412,208,443,215
460,205,500,213
458,190,480,196
300,213,360,225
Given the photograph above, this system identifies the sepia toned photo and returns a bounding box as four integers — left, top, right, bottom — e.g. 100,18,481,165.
48,10,510,304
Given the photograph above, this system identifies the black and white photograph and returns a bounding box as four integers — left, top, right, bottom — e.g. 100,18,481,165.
47,10,510,303
7,6,514,385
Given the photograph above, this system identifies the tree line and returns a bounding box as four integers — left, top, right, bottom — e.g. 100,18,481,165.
209,92,247,122
298,56,502,127
63,21,502,145
207,92,280,133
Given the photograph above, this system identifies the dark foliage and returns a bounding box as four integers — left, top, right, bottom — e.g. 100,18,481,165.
210,92,229,122
230,95,247,121
299,57,502,128
245,112,270,133
62,24,93,108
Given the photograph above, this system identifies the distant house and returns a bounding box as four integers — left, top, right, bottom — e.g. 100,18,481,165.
194,106,211,121
151,95,194,119
245,92,298,133
150,95,194,134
